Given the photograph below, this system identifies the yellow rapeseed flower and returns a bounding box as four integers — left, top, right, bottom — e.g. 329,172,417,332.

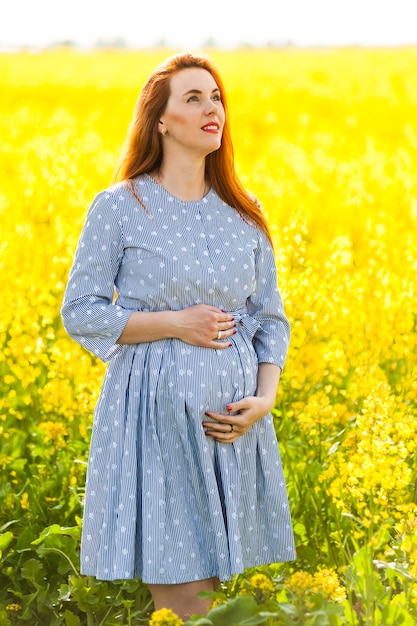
37,421,68,451
319,380,417,528
312,568,347,603
249,573,275,603
20,492,29,510
148,608,184,626
38,421,68,441
285,571,314,596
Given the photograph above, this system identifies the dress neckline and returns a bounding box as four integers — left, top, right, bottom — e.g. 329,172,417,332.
143,173,212,205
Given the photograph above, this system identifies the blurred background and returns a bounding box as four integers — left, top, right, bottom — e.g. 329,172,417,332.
1,0,417,50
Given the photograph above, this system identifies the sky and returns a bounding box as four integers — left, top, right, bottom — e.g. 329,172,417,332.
1,0,417,50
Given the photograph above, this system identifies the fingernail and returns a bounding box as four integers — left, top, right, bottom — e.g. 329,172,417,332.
232,329,237,335
226,405,232,411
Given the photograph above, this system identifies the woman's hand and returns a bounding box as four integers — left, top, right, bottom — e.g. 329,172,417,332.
203,395,274,443
171,304,236,349
202,363,282,443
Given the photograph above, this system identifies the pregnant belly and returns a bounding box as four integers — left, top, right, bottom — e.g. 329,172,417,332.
105,311,260,425
155,331,259,418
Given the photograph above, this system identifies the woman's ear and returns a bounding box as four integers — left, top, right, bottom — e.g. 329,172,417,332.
158,120,167,136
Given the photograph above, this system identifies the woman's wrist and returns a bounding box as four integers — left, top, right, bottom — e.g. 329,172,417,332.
117,309,178,344
253,394,275,414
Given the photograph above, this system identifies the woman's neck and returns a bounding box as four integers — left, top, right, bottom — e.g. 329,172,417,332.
152,158,208,202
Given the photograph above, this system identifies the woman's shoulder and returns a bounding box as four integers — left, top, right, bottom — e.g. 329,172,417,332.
86,182,128,211
96,175,158,205
90,177,152,211
86,176,162,232
83,181,142,231
93,180,130,201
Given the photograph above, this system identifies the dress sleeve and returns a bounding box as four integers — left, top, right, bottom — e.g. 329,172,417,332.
246,230,290,369
61,189,134,362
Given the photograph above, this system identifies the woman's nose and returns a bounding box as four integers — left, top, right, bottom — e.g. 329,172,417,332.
204,98,218,115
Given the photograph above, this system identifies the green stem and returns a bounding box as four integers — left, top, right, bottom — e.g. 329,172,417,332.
303,471,341,568
86,611,95,626
277,410,305,508
97,586,124,626
40,547,81,577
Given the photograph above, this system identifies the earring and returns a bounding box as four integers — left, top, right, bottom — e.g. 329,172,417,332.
161,127,167,136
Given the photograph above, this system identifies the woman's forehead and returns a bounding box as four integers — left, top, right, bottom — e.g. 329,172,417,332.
169,67,219,95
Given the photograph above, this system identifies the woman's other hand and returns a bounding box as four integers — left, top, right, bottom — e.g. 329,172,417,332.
203,395,273,443
171,304,236,349
202,363,282,442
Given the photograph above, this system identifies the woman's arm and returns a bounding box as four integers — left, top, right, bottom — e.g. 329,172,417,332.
116,303,236,349
247,230,291,370
254,361,282,407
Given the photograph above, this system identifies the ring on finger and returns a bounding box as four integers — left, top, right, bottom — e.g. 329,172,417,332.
217,330,222,340
229,423,234,433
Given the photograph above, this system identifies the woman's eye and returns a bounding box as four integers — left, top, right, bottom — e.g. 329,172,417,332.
187,95,199,102
212,93,221,101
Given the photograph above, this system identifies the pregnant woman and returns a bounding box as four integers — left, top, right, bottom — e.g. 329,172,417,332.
61,52,295,620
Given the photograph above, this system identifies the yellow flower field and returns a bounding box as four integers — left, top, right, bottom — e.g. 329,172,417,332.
0,47,416,624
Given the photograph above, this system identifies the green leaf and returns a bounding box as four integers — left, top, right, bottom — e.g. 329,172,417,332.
58,583,72,602
374,560,417,582
15,526,37,551
0,520,19,533
293,522,308,543
341,599,359,625
0,531,13,551
205,596,265,626
63,610,82,626
293,522,306,535
237,613,276,626
31,524,81,545
20,558,45,584
68,574,109,613
119,578,142,594
379,603,417,626
0,609,12,626
34,534,80,576
19,590,41,618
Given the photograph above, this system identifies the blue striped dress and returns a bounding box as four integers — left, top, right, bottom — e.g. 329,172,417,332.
61,174,296,584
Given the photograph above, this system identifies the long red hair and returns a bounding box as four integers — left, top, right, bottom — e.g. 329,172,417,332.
113,53,272,241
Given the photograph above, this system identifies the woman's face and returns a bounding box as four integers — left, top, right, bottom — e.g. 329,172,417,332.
160,67,225,158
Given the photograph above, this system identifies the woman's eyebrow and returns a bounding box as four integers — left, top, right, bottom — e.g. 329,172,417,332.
182,87,220,96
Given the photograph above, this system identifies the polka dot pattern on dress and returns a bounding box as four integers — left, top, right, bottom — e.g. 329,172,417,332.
61,175,295,583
